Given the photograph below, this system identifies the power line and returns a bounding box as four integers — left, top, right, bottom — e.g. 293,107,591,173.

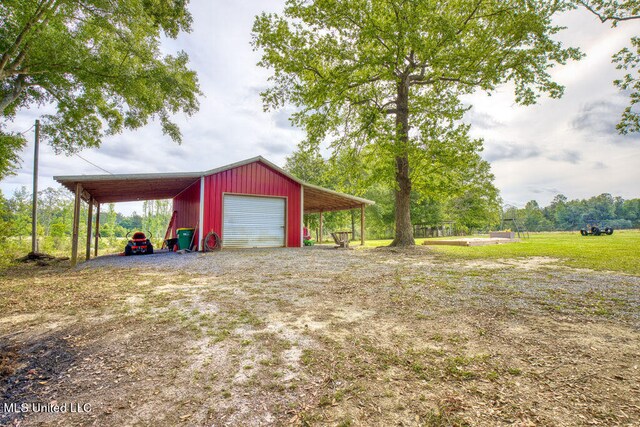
75,153,113,175
19,124,35,135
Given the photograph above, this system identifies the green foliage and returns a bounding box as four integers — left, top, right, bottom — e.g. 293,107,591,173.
448,189,500,231
511,193,640,232
0,129,25,179
0,186,174,260
253,0,582,245
0,190,11,240
613,36,640,133
141,199,173,245
6,185,31,237
0,0,201,177
574,0,640,25
286,143,370,240
286,142,501,239
521,200,554,232
285,145,331,187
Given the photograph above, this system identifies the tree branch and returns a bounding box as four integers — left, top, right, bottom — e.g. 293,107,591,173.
346,74,382,89
0,0,57,76
456,0,483,36
577,1,640,23
303,65,324,79
438,76,484,86
0,74,29,113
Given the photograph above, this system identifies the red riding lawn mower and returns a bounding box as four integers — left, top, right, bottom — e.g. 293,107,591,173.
124,231,154,256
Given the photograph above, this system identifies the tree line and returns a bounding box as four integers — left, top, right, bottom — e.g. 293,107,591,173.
513,194,640,232
0,184,637,252
0,186,173,254
286,149,639,239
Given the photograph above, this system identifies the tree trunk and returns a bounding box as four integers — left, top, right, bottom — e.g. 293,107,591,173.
0,76,26,113
390,79,415,247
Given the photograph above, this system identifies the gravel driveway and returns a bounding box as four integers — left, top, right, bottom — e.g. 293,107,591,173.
2,246,639,426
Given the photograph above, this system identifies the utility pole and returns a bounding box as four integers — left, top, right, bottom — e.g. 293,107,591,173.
31,119,40,254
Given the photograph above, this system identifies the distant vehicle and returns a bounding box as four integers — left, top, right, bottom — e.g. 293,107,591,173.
124,231,154,255
580,220,613,236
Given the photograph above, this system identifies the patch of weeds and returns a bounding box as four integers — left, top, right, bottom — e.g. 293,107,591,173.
444,356,477,380
208,329,231,343
297,410,321,425
433,280,458,294
487,371,500,381
221,389,231,399
447,334,467,344
265,382,286,392
411,361,428,376
259,357,280,367
318,386,355,408
412,276,427,284
507,367,522,376
394,268,404,287
300,349,315,366
466,270,492,278
235,309,263,327
333,388,348,403
198,312,216,325
591,303,612,317
318,394,333,407
423,401,470,426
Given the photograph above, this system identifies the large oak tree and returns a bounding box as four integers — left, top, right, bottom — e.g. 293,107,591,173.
0,0,201,178
253,0,581,246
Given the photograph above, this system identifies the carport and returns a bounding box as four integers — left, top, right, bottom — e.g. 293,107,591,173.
55,156,374,266
55,172,202,266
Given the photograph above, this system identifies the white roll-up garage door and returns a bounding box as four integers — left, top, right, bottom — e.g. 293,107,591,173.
223,195,286,248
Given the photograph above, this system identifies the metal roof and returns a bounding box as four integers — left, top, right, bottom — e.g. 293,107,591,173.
54,156,374,211
55,172,202,204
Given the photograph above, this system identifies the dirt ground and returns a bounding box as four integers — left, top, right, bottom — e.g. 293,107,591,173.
1,246,639,426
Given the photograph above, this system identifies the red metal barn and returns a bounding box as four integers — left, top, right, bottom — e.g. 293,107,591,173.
174,158,303,248
55,156,373,263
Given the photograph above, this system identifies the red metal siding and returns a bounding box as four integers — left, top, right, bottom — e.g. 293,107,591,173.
203,161,301,247
172,179,200,237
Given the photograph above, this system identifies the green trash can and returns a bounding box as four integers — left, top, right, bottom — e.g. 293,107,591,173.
176,228,195,250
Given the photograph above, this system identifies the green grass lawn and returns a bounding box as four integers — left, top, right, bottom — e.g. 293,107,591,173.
363,230,640,275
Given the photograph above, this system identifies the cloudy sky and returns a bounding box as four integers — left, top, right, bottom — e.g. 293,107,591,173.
1,1,639,214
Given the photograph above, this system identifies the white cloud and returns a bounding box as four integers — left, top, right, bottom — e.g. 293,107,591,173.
464,8,640,207
1,1,639,215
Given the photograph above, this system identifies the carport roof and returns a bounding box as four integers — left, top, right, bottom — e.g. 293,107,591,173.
55,172,202,204
54,156,374,212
